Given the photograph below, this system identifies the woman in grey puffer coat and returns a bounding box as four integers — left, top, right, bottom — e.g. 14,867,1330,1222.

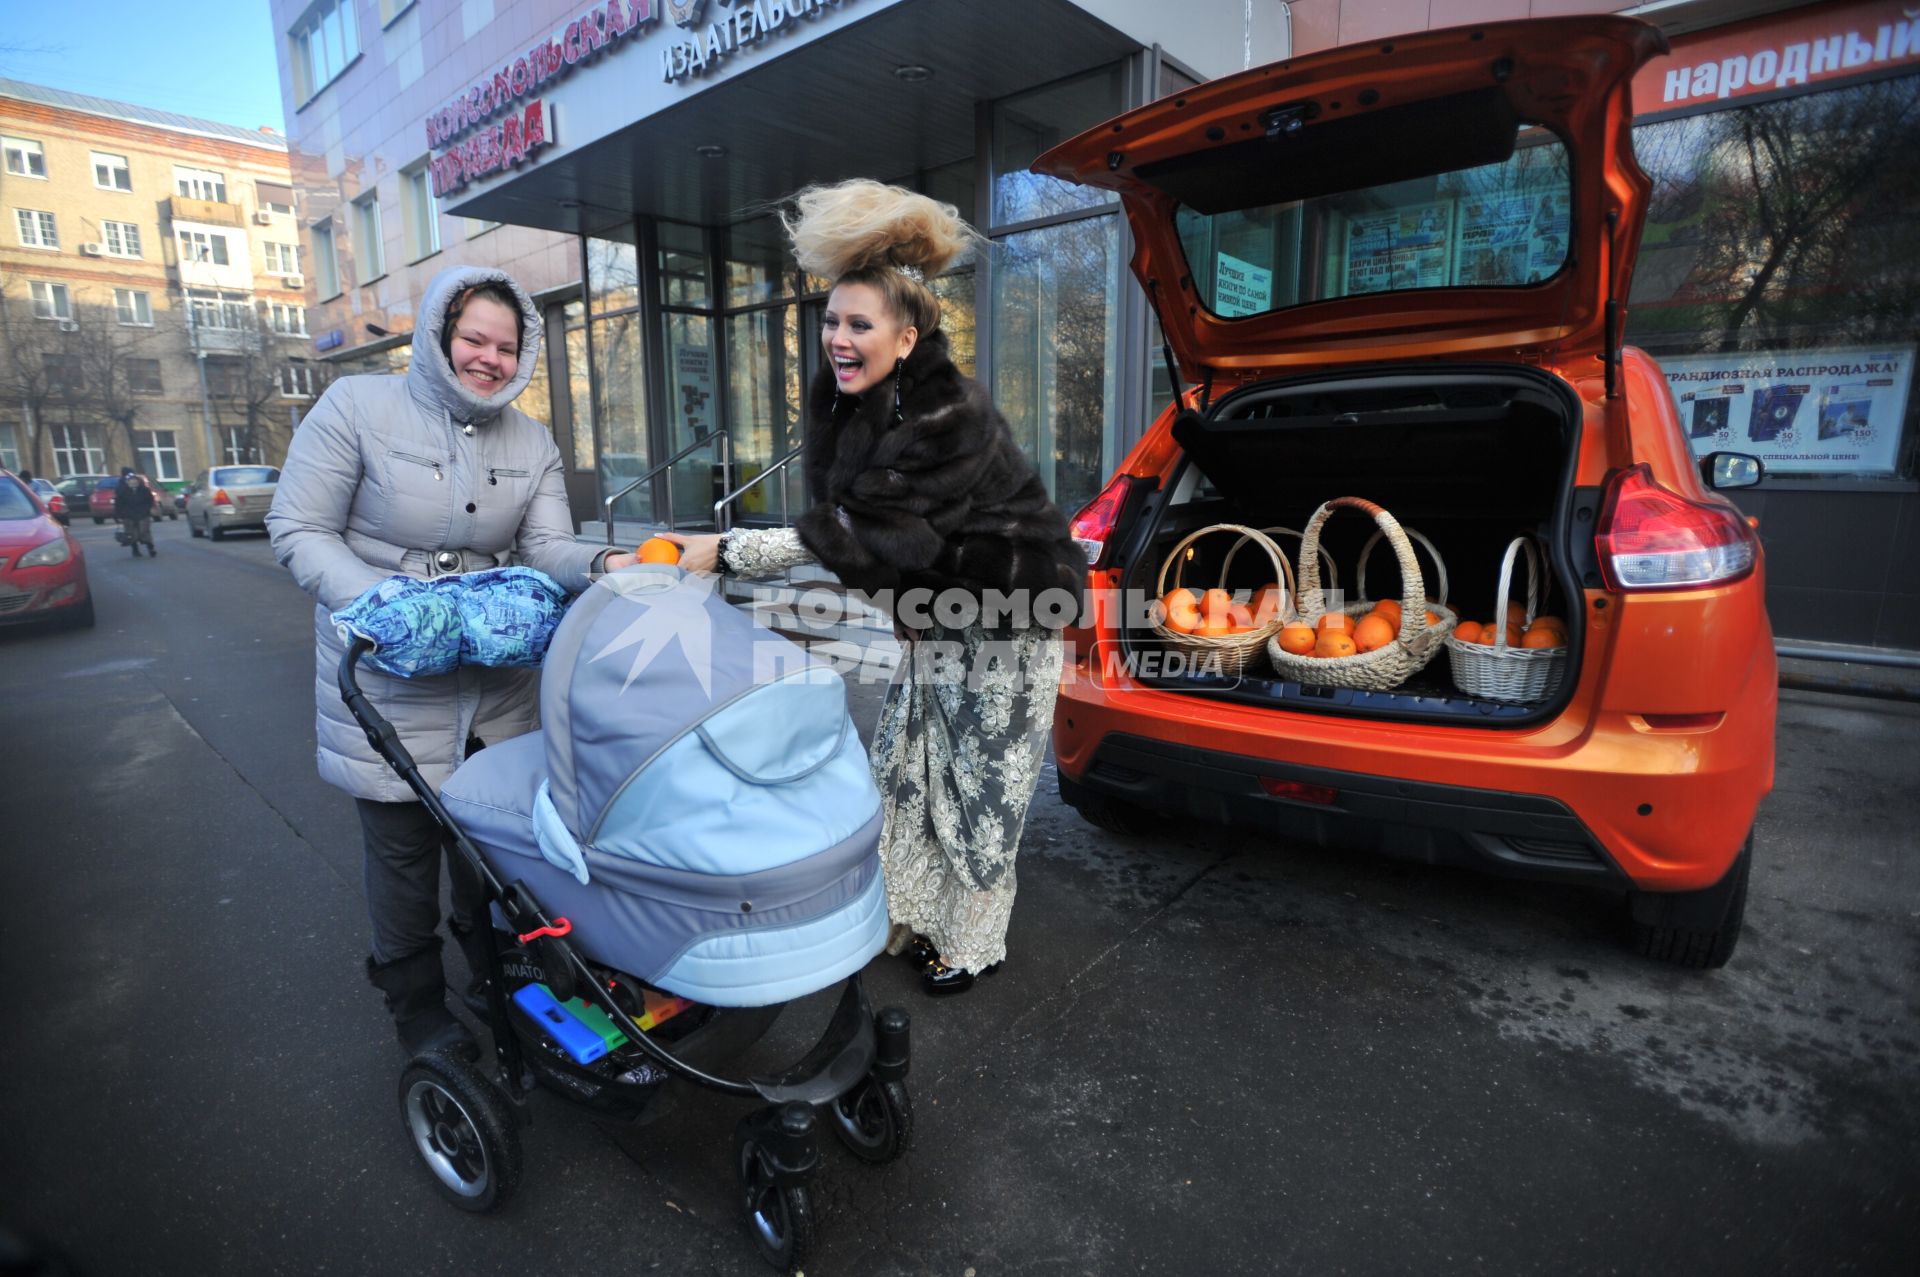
269,266,637,1057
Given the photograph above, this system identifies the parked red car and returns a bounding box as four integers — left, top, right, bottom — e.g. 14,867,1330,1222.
1,470,93,629
89,474,177,523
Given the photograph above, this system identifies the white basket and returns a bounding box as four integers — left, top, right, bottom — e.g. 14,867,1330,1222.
1444,537,1568,704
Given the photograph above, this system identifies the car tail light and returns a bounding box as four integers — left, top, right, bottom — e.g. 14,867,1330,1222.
1068,476,1133,569
212,488,233,506
1595,464,1757,591
48,495,65,515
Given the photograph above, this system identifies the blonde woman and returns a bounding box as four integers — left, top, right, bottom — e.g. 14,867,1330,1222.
669,180,1084,995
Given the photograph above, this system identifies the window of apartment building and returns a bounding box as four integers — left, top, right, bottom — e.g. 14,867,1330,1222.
269,301,308,335
42,353,82,396
258,182,296,216
4,136,46,178
401,162,439,262
223,427,264,466
16,209,58,250
114,289,153,326
205,361,242,398
92,151,132,191
312,221,341,298
187,289,252,330
290,0,360,103
0,423,18,471
174,166,227,203
128,358,163,395
102,220,142,258
52,425,103,475
379,0,415,27
264,242,301,275
352,192,384,280
29,281,70,320
135,430,182,482
280,363,319,398
179,229,231,266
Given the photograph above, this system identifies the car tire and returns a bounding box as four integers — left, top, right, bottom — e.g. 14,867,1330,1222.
208,522,224,542
92,516,104,525
1629,836,1751,970
1058,773,1162,836
189,517,204,538
61,595,96,630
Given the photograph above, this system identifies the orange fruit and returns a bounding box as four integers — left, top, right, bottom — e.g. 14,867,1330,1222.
1277,622,1317,656
1226,602,1257,630
1454,620,1484,644
1504,601,1528,625
1520,628,1564,649
1195,620,1237,638
1162,588,1202,634
1314,631,1358,659
1352,613,1396,653
1250,583,1284,627
1370,599,1403,627
1201,588,1234,626
1531,615,1568,636
1316,611,1351,634
1425,610,1442,627
637,537,681,564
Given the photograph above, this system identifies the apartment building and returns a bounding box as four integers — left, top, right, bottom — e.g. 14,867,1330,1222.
0,79,317,489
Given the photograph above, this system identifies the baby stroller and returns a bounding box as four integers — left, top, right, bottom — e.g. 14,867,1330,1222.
337,564,911,1271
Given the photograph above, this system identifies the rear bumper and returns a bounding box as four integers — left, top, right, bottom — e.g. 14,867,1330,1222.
207,506,268,527
1062,733,1630,888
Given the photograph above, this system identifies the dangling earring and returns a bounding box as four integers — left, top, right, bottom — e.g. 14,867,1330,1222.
892,357,906,424
831,386,840,415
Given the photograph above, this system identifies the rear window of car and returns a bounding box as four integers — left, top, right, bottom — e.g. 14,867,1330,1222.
96,477,120,491
1165,120,1570,319
211,467,280,486
1,479,42,520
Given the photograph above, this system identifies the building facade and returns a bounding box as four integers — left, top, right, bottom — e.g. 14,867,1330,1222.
269,0,1918,649
1,80,317,491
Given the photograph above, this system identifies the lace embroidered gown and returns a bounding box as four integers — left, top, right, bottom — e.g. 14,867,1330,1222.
723,527,1064,973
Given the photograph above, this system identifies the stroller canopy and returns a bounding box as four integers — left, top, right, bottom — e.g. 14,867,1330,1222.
441,565,887,1005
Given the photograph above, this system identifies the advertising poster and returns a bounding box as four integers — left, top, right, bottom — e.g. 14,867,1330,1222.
1343,202,1453,296
1453,187,1570,286
1658,345,1913,475
674,344,714,440
1213,251,1274,317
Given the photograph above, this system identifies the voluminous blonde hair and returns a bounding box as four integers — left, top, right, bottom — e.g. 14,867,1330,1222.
780,179,983,336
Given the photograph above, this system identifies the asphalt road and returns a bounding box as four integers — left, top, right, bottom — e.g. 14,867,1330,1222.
2,516,1915,1276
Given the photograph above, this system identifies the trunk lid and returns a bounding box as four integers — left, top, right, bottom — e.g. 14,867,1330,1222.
1032,16,1666,380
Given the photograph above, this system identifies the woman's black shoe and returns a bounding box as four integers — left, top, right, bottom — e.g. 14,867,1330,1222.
921,959,1002,996
903,935,939,968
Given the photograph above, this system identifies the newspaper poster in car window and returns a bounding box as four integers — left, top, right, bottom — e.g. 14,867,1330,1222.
1342,202,1452,296
1657,345,1913,475
1213,251,1274,317
1452,188,1569,286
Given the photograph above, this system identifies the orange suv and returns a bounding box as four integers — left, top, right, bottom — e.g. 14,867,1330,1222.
1039,16,1774,968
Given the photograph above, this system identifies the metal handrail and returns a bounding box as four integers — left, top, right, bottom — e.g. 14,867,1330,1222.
712,443,804,532
602,429,733,546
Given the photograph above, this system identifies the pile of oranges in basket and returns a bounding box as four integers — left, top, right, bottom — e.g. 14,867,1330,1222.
1453,604,1567,649
1274,598,1443,660
1158,583,1287,637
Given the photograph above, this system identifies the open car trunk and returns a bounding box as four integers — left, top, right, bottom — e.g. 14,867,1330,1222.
1117,365,1591,724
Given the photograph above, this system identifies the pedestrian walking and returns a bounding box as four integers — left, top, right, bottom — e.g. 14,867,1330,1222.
112,468,156,557
667,179,1085,996
267,266,638,1057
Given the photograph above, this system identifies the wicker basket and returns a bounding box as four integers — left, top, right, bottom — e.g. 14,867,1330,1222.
1267,497,1453,690
1152,523,1296,678
1444,536,1568,703
1222,527,1337,598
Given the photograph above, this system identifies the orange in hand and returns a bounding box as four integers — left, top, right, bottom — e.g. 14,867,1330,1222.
637,537,681,565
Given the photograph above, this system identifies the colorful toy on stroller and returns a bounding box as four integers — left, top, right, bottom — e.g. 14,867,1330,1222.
336,563,912,1271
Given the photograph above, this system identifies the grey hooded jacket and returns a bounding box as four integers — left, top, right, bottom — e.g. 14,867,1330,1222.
268,266,600,801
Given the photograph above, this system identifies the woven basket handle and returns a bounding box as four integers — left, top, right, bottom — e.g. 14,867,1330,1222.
1157,523,1296,615
1298,497,1426,640
1356,525,1451,608
1490,536,1541,652
1223,526,1334,595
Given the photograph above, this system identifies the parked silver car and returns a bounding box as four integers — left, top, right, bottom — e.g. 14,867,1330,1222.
186,465,280,541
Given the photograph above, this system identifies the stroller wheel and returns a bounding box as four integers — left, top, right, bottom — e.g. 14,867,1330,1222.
828,1075,914,1164
397,1048,522,1213
737,1136,817,1272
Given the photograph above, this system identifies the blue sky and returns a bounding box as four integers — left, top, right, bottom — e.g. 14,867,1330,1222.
0,5,288,134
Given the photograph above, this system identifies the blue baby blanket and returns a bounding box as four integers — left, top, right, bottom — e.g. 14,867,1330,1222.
333,567,568,678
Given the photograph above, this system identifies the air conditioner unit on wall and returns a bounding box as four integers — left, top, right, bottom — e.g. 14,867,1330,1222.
284,274,305,289
252,211,273,225
80,242,103,256
57,319,79,332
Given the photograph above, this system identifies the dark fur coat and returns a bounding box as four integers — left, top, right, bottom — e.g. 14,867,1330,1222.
793,329,1086,619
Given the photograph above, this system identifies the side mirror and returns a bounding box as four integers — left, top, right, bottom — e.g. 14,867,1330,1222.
1698,451,1763,490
